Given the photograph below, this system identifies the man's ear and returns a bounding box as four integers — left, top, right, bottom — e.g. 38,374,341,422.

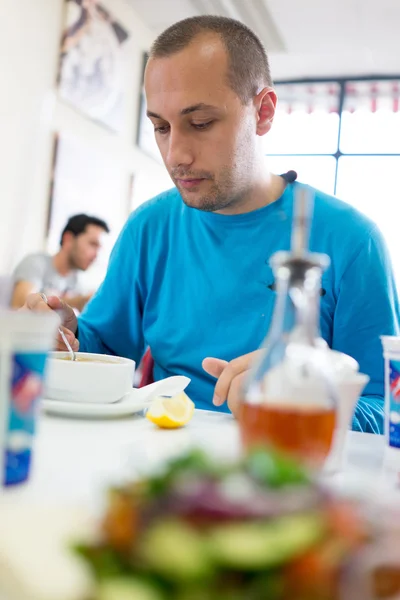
61,231,74,249
255,87,277,136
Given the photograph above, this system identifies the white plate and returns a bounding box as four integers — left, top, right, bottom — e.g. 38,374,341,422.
41,376,191,419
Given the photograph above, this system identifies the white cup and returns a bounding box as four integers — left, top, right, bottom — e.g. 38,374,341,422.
325,372,370,473
44,352,136,404
0,310,60,486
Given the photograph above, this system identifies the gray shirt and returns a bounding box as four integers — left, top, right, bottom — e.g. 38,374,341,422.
13,253,78,297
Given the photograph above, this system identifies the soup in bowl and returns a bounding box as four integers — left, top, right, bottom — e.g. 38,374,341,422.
44,352,136,404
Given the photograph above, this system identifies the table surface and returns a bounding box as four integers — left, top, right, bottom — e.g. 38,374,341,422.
3,409,400,510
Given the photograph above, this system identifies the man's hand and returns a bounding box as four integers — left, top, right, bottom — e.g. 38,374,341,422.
202,351,261,417
23,294,79,352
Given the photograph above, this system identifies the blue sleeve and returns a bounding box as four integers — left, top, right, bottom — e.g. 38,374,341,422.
332,224,400,433
77,218,145,364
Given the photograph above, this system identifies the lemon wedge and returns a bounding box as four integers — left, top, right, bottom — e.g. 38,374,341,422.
146,392,195,429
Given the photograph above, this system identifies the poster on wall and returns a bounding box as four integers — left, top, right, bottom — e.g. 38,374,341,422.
58,0,130,133
46,134,131,291
136,53,163,164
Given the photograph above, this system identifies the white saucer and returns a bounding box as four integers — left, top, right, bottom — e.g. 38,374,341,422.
41,394,147,419
41,376,191,419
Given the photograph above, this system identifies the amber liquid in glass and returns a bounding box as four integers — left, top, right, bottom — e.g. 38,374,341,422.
239,401,335,468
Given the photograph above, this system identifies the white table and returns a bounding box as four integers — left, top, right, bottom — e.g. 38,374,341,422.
3,409,399,510
1,410,400,600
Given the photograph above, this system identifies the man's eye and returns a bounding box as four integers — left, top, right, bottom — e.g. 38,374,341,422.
154,125,170,134
193,121,213,130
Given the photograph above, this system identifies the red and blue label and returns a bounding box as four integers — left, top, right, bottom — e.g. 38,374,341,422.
389,359,400,449
4,352,47,486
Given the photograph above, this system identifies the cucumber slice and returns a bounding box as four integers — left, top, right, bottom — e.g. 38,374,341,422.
138,519,212,581
208,513,325,570
97,577,163,600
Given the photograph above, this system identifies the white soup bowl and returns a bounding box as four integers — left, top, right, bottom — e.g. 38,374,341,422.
44,352,136,404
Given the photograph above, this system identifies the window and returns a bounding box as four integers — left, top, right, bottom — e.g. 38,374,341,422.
267,77,400,279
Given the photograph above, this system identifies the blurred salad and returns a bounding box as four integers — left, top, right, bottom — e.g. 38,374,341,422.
76,449,368,600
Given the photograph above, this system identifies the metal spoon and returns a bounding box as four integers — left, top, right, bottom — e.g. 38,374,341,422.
39,293,77,361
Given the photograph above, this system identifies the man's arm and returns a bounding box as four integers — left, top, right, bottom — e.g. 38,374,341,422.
11,280,36,308
64,293,92,313
77,217,145,364
331,224,400,433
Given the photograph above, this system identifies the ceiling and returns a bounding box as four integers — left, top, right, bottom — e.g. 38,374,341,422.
127,0,400,80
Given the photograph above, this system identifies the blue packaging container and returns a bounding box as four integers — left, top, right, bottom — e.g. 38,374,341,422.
0,311,59,486
382,336,400,463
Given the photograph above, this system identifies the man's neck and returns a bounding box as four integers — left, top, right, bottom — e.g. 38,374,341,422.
215,172,287,216
53,251,73,277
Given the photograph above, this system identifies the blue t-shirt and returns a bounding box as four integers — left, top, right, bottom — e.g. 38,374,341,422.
78,182,400,433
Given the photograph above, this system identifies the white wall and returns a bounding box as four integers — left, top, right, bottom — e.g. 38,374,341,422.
0,0,171,276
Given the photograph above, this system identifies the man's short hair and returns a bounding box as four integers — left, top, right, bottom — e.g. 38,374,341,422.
60,214,109,246
149,15,273,104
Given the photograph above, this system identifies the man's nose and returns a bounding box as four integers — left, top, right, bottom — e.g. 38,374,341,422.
166,129,194,169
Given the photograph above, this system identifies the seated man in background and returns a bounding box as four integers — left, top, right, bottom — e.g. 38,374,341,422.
12,214,109,311
26,16,399,433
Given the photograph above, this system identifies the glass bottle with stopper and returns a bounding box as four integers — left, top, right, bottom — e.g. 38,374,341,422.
238,185,337,469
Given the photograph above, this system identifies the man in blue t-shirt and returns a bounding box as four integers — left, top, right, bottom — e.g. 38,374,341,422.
26,16,399,433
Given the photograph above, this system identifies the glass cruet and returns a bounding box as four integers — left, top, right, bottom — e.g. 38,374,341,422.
238,185,338,469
